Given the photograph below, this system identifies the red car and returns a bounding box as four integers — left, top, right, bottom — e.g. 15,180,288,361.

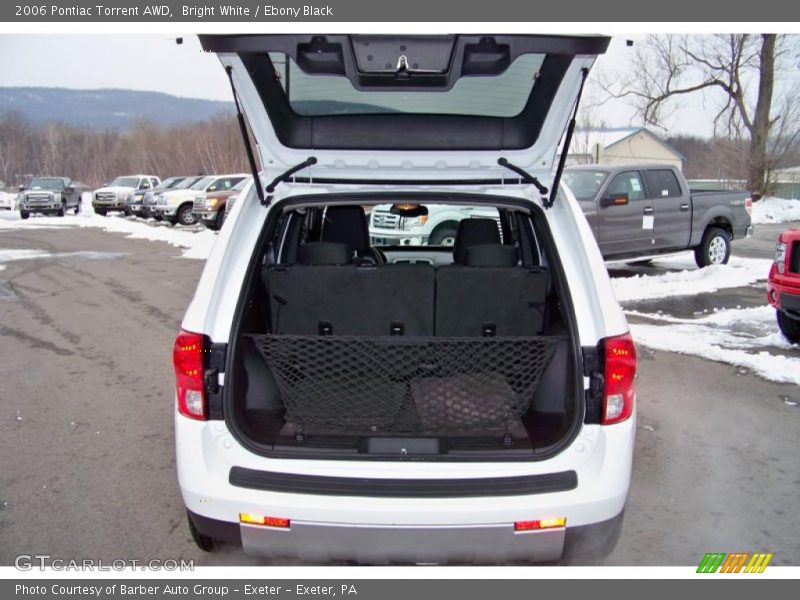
767,228,800,343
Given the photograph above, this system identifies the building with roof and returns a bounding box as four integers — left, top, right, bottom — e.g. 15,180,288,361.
566,127,686,171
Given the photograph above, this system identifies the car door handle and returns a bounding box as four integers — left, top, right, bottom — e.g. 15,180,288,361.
643,207,654,215
680,203,690,211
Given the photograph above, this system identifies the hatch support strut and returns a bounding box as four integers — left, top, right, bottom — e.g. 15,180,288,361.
546,67,590,209
225,66,265,206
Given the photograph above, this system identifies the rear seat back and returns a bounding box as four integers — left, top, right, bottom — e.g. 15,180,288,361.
435,243,549,337
267,262,435,336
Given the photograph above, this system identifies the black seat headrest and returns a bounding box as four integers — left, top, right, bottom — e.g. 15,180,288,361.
297,242,351,266
465,244,519,267
453,218,500,264
321,206,370,254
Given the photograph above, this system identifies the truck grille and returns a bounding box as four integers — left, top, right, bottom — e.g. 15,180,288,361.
790,241,800,274
95,192,115,202
371,210,400,229
26,193,52,204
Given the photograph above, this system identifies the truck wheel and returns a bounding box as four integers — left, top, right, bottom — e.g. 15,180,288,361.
177,203,198,226
74,199,81,215
694,227,731,268
429,223,459,247
20,210,30,220
187,512,217,552
777,310,800,344
57,201,66,217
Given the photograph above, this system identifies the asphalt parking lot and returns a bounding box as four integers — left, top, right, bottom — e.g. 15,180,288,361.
0,219,798,566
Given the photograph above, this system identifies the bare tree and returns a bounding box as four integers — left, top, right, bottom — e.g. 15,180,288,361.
602,34,800,196
0,110,249,189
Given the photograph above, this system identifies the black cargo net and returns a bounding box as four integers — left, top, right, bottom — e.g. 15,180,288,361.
249,334,560,434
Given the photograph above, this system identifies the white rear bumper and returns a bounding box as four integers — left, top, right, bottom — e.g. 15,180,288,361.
176,411,634,561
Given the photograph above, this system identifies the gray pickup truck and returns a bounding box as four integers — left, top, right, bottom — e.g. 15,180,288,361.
19,176,82,219
563,164,753,267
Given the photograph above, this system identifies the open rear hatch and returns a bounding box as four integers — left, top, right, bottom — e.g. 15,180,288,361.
199,34,610,183
199,35,610,460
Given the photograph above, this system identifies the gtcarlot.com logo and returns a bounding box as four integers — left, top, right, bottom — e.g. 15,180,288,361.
697,552,773,573
14,554,194,571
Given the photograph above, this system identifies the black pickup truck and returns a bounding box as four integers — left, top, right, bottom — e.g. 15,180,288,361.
563,164,753,267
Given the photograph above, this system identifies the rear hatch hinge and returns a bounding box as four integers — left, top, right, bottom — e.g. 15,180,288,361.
205,341,227,420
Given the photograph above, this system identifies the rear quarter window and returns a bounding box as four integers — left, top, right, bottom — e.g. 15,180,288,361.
645,169,683,199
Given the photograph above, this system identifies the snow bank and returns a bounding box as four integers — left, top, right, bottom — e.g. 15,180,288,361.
612,255,771,302
751,196,800,225
0,201,217,260
631,322,800,385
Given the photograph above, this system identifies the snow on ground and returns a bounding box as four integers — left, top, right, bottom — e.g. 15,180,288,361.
0,195,217,260
612,253,772,302
751,196,800,225
631,321,800,385
616,253,798,384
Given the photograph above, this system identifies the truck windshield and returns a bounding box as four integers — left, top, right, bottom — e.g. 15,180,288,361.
29,178,65,189
562,170,608,201
190,177,215,191
109,177,139,187
270,52,545,118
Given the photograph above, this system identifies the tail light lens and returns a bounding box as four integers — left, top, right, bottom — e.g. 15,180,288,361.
602,333,636,425
745,197,753,217
173,330,206,420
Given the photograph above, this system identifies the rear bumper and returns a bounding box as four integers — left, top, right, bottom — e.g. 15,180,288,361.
187,509,623,564
177,413,634,563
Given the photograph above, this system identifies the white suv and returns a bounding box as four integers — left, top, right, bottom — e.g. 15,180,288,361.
175,34,635,564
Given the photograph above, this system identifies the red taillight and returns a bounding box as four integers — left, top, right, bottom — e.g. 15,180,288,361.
745,197,753,217
173,330,206,420
602,333,636,425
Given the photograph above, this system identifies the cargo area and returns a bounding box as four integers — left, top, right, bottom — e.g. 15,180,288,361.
224,195,583,460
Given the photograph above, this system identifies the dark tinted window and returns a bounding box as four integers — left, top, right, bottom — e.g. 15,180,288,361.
645,169,682,199
606,171,646,201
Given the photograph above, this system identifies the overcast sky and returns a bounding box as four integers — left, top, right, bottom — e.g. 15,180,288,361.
0,34,758,137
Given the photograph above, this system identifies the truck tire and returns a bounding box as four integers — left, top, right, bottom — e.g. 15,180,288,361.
57,201,66,217
777,310,800,344
694,227,731,268
177,203,198,226
20,210,30,220
429,222,459,247
73,199,81,215
187,512,217,552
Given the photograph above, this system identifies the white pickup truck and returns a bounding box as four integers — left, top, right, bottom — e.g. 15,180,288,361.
370,204,499,247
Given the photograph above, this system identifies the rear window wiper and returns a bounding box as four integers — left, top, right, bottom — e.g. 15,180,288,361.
264,157,318,206
497,157,549,199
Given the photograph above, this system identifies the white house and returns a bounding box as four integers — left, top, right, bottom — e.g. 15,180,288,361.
567,127,686,171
